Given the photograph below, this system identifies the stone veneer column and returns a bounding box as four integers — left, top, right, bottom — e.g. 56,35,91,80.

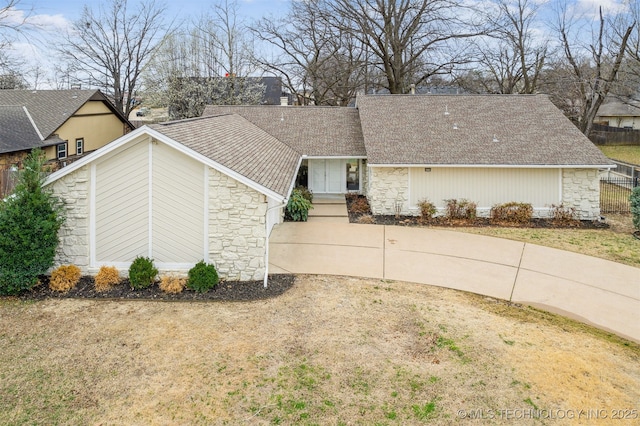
49,166,90,272
366,167,410,215
562,168,601,220
208,168,267,281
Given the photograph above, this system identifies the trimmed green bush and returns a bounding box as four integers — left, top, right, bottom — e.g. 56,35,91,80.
0,149,65,295
630,187,640,231
295,185,313,203
128,256,158,289
285,188,313,221
187,260,219,293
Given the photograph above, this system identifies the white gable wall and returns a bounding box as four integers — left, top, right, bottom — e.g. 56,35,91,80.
49,134,276,280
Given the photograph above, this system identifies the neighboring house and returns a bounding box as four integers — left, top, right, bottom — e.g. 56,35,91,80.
44,94,612,280
595,99,640,130
0,89,134,171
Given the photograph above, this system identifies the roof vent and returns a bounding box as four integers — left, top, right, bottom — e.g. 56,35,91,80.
444,105,449,116
492,134,499,142
453,123,458,130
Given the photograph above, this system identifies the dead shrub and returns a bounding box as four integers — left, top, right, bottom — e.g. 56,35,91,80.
417,199,437,223
350,197,371,214
357,214,376,224
551,204,580,227
94,266,121,292
159,274,186,294
490,202,533,225
444,199,477,220
49,265,82,292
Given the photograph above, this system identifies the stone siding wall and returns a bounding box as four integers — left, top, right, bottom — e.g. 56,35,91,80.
562,168,601,219
208,168,267,281
48,166,91,272
367,167,410,215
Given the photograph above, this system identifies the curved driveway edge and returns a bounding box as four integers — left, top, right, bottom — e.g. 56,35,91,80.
268,222,640,343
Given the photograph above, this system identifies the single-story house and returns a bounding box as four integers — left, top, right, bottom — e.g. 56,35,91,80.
45,94,612,280
596,99,640,130
0,89,134,168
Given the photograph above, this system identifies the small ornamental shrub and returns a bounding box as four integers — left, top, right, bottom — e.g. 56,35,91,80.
0,149,65,295
417,199,437,222
94,266,120,292
490,202,533,225
49,265,81,292
295,186,314,203
444,199,477,220
159,274,186,294
357,214,376,224
187,260,219,293
128,256,158,289
631,187,640,232
350,197,371,214
285,188,313,221
551,204,579,226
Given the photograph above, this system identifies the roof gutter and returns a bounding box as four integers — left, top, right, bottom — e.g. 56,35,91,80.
367,163,616,169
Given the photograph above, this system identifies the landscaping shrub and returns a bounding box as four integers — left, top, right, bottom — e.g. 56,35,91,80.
551,204,579,226
444,199,477,220
631,187,640,232
159,274,186,294
128,256,158,289
49,264,82,292
490,202,533,225
350,196,371,214
285,188,313,221
0,149,65,295
187,260,219,293
94,266,121,292
357,214,376,224
295,185,313,203
417,199,437,222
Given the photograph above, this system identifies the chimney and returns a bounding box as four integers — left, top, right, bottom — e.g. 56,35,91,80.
409,84,416,95
280,96,288,106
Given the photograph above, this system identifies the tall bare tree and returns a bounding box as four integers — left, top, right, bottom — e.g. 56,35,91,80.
329,0,488,94
456,0,547,94
0,0,30,77
57,0,168,116
253,0,366,105
549,3,635,135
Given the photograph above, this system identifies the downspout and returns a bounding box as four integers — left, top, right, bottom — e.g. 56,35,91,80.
263,200,287,288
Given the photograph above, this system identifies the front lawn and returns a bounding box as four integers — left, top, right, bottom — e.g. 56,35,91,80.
1,276,638,424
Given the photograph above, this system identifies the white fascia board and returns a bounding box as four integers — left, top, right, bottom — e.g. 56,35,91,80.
367,163,614,169
44,126,288,203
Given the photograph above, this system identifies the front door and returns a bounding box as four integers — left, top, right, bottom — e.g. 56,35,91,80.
309,159,345,194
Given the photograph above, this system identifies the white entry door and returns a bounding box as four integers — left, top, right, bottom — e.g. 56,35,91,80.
309,159,345,194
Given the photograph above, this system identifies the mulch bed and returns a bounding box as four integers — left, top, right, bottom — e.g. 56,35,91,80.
19,274,295,302
345,194,609,229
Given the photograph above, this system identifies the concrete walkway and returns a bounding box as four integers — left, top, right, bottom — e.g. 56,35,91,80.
269,222,640,343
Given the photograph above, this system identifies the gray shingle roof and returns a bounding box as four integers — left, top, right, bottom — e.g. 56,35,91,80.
150,114,300,197
357,94,613,166
597,100,640,117
202,105,366,157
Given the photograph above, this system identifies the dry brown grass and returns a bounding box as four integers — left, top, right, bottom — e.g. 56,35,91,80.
1,275,637,425
94,266,121,292
49,265,82,292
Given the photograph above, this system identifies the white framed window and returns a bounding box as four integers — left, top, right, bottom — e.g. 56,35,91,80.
76,138,84,155
57,142,67,159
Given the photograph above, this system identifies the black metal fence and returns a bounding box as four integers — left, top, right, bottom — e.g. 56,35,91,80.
600,176,638,213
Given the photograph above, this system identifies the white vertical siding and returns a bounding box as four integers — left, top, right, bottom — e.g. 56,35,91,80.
151,142,205,264
409,167,561,210
95,138,149,262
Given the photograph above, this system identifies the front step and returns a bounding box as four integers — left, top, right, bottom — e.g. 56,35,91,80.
308,196,349,223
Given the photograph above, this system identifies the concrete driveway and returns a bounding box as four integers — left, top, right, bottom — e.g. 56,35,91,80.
268,222,640,343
